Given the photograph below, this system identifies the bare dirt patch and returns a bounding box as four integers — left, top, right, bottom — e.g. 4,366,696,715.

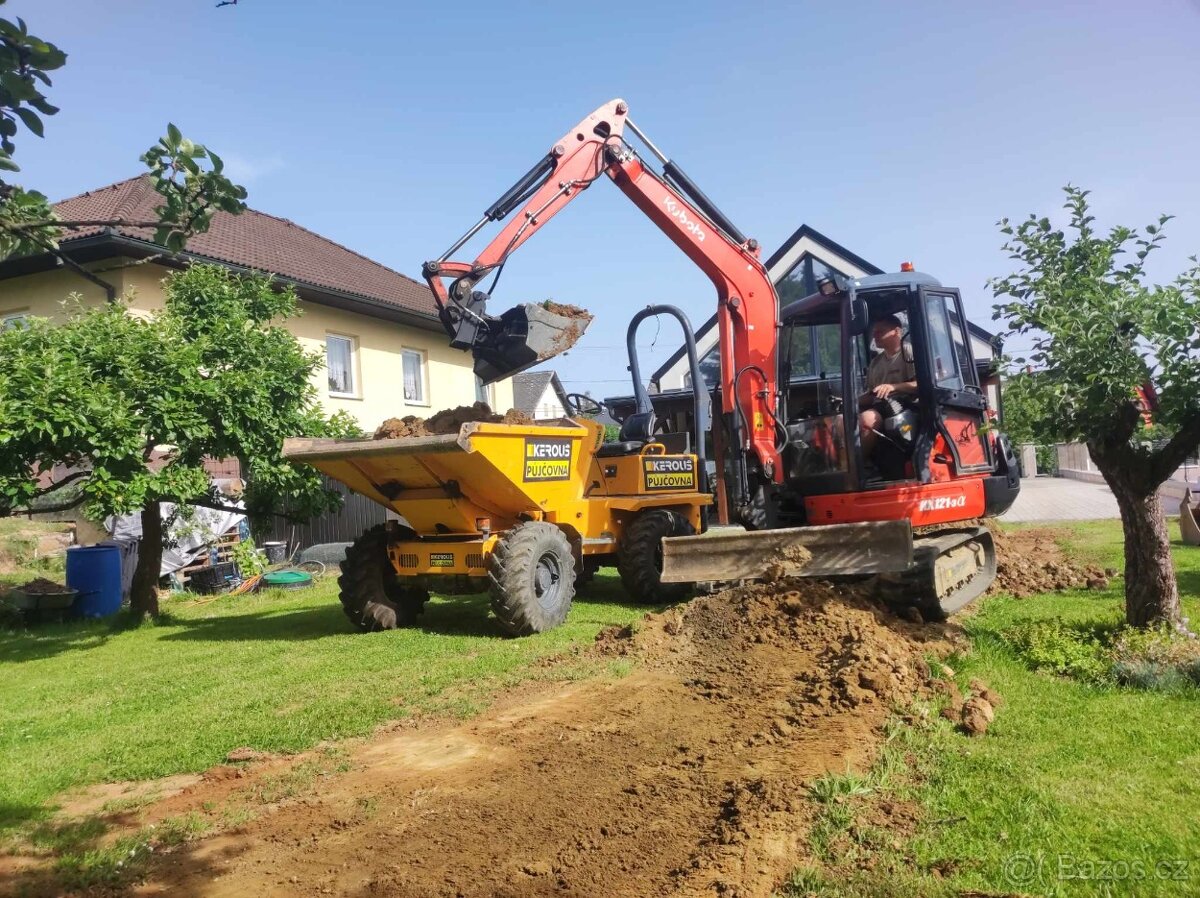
4,581,958,898
374,402,534,439
987,525,1112,597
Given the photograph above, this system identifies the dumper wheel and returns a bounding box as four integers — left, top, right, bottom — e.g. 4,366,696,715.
618,509,695,605
338,525,428,632
488,522,576,636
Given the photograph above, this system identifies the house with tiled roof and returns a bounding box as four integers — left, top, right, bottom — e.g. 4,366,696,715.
0,176,513,428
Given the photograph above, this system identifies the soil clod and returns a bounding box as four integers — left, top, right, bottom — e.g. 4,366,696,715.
374,401,534,439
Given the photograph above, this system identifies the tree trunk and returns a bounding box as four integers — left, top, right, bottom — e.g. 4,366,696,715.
129,500,162,619
1109,483,1182,629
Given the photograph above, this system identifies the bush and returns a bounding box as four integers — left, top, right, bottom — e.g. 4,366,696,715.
1002,618,1200,690
1003,619,1112,683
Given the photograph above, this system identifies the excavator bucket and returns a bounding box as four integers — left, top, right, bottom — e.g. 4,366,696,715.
659,521,914,583
473,303,593,384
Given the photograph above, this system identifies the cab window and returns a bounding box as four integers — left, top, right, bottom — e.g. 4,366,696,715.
925,295,964,390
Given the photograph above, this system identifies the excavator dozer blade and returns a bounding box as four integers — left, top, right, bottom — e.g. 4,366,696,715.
659,521,914,584
473,303,593,384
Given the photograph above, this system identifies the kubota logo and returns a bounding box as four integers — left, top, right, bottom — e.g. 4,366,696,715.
918,496,967,512
663,197,705,241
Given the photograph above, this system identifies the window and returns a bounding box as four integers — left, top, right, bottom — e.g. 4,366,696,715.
782,322,841,381
326,334,357,397
775,255,849,307
925,295,964,390
696,344,721,390
2,312,28,331
402,348,427,404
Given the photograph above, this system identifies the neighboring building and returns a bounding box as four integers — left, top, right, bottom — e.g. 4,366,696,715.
512,370,570,419
618,224,1002,421
0,176,513,430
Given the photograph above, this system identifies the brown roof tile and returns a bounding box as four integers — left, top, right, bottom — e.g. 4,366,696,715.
54,176,436,318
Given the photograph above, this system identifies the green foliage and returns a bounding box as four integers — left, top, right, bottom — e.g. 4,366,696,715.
0,2,66,174
0,264,359,526
139,126,247,252
990,186,1200,488
996,370,1054,446
0,5,247,258
1001,612,1200,690
1001,618,1113,683
230,539,267,577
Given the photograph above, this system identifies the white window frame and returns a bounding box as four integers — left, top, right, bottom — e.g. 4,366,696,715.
325,332,360,399
2,311,29,331
402,347,428,406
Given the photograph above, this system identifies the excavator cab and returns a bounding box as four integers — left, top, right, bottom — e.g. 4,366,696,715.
776,270,1019,526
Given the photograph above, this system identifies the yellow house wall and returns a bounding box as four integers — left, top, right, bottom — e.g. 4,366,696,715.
0,259,514,430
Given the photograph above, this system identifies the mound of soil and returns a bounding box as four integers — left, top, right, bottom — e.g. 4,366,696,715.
987,525,1112,597
13,577,69,595
28,580,958,898
374,402,534,439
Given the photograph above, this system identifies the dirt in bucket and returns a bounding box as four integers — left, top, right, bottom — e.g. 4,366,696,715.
374,401,534,439
15,579,963,898
539,300,594,360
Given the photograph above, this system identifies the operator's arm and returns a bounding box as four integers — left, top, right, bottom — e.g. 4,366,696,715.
872,379,918,399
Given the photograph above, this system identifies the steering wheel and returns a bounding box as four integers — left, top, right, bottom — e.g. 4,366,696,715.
564,393,605,417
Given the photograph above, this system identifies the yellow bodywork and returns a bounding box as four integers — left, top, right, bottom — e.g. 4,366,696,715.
282,418,710,577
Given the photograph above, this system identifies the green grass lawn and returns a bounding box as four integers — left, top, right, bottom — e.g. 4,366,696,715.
783,519,1200,898
0,571,648,836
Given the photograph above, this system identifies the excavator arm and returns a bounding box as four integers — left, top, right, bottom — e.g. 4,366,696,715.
421,99,784,491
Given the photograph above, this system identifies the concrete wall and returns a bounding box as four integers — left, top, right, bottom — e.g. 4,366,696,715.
0,259,513,430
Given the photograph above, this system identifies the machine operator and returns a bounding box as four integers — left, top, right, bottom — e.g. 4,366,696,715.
859,314,917,456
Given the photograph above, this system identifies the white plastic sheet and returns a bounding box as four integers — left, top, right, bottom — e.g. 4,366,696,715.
106,501,246,576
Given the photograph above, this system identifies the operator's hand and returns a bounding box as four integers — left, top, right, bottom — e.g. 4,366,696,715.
872,383,896,399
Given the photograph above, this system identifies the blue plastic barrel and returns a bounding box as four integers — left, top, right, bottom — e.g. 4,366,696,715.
66,545,124,618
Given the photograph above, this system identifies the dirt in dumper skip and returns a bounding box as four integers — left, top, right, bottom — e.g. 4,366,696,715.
374,401,534,439
44,580,959,898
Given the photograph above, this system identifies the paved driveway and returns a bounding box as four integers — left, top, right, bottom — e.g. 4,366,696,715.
1001,476,1184,523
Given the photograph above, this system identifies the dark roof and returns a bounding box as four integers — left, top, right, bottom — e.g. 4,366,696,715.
512,370,568,414
650,224,883,385
44,175,437,321
650,225,997,385
763,224,884,275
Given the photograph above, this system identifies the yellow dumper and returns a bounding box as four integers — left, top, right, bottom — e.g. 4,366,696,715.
282,418,711,635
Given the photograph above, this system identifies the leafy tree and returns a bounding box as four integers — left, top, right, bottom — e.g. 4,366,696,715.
0,1,246,260
996,371,1059,474
0,265,360,617
991,186,1200,628
0,4,305,617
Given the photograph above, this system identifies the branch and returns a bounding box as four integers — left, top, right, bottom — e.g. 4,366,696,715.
1150,416,1200,487
22,230,116,302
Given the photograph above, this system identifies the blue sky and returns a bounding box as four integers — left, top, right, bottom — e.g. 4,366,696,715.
11,0,1200,398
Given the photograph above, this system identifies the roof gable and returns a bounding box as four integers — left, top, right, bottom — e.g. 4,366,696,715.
50,176,436,319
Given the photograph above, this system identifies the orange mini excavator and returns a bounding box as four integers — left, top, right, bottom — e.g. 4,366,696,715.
421,99,1020,619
